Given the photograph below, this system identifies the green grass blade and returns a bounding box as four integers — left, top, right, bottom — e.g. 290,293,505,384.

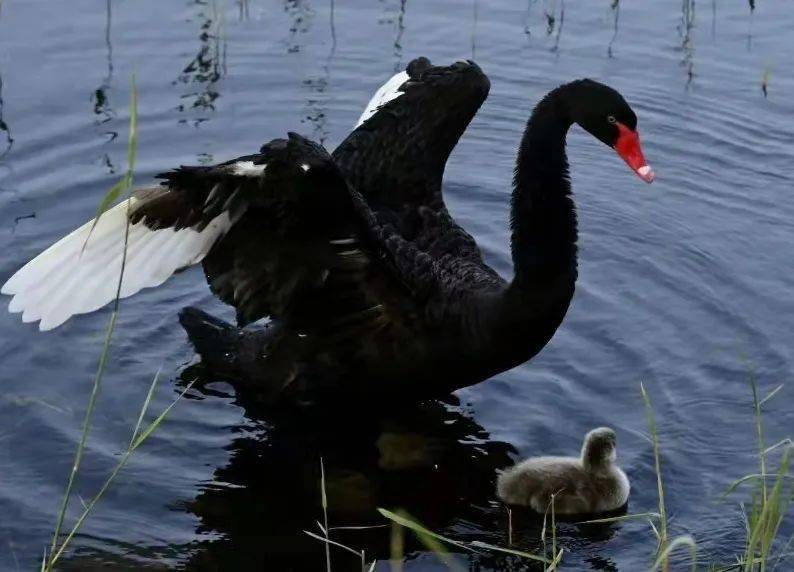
320,458,328,512
47,79,139,562
390,519,404,572
723,473,794,501
126,75,138,182
51,440,135,564
648,518,660,541
377,508,474,553
641,382,669,564
551,493,557,567
304,530,361,559
320,457,331,572
577,512,661,525
650,535,697,572
469,541,550,564
378,508,551,564
760,384,784,407
742,374,791,572
131,378,196,451
49,305,120,562
758,448,791,565
413,529,465,572
379,509,467,571
129,367,162,448
82,74,138,251
751,375,768,506
48,377,195,567
328,525,390,531
546,549,564,572
765,439,793,456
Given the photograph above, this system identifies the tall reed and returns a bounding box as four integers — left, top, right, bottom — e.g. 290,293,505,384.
43,77,196,570
48,76,139,565
727,377,792,571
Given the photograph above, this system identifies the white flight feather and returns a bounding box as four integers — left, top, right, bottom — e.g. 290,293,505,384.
2,197,232,330
230,161,267,176
354,70,409,128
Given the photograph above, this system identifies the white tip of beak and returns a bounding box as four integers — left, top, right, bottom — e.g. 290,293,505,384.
637,165,655,183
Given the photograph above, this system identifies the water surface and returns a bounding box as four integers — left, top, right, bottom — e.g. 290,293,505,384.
0,1,792,570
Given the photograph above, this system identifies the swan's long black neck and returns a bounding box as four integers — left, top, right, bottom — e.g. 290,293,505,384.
510,86,578,288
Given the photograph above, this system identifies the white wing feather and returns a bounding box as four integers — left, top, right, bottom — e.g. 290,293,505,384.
354,70,409,128
1,197,231,330
4,72,409,331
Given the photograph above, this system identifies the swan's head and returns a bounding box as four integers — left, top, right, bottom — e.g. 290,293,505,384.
581,427,618,471
566,79,654,184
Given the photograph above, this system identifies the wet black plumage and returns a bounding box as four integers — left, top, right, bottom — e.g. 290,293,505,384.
131,58,648,405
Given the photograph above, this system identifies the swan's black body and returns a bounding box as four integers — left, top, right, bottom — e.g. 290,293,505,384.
167,58,647,405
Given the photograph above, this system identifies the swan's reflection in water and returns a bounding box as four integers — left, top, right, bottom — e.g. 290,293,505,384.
178,366,623,571
180,367,517,570
60,370,622,571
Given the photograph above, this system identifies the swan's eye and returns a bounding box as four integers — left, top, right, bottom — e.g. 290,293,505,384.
607,115,617,124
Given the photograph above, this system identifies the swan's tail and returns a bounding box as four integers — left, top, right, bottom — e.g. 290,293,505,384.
179,307,293,405
179,307,241,377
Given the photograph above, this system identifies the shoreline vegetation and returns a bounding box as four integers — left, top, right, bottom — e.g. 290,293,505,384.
39,80,791,571
305,380,790,572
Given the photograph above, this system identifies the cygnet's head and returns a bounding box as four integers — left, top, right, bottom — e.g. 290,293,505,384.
581,427,617,471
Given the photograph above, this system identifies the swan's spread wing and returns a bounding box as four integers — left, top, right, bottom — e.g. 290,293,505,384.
2,134,404,331
153,134,467,331
123,134,434,334
1,197,230,330
333,58,490,210
3,133,463,337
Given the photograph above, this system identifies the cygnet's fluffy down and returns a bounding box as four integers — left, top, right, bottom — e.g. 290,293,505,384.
496,427,629,515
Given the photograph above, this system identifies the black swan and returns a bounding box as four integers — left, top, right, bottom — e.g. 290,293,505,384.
2,58,653,404
496,427,630,514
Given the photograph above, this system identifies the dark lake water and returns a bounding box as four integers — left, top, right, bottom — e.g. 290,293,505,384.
1,1,792,570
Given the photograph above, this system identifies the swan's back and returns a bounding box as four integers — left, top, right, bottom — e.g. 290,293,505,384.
496,456,629,514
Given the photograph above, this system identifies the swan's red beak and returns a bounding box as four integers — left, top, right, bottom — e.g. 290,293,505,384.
614,123,655,183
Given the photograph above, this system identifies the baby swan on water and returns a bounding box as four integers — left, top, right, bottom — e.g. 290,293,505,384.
496,427,629,515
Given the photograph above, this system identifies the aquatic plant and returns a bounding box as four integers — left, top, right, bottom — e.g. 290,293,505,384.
48,77,139,566
641,382,698,572
42,78,196,571
346,379,790,571
585,380,789,572
305,467,554,570
378,507,557,570
724,377,792,572
303,458,377,572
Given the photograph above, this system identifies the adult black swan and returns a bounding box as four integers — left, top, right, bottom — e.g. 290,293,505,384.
2,58,653,404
